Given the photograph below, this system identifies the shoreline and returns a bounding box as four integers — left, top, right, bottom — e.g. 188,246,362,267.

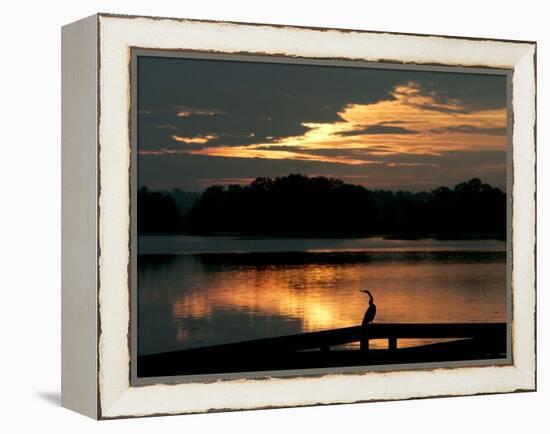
137,235,507,255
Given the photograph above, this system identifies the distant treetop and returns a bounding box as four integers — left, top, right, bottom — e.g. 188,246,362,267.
138,174,506,239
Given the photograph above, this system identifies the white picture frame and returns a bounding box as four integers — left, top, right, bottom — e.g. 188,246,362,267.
61,13,536,419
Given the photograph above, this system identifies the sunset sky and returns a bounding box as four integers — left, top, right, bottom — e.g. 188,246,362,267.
137,56,508,192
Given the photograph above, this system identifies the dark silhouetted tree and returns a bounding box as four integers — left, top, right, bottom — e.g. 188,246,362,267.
139,175,506,239
137,187,184,234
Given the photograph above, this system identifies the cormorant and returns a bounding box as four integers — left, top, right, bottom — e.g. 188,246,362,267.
360,289,376,325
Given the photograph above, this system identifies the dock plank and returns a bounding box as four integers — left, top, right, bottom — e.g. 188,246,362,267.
137,323,507,377
142,322,506,357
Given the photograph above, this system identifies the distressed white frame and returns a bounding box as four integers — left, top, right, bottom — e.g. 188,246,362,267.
62,13,536,419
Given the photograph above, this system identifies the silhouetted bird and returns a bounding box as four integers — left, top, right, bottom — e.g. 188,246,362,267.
360,289,376,325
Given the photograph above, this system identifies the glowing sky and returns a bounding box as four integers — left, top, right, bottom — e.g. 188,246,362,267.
137,56,508,192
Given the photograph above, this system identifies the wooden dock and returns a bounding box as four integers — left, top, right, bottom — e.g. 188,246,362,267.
138,322,507,378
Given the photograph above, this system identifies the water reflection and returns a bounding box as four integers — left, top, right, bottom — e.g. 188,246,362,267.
138,250,506,355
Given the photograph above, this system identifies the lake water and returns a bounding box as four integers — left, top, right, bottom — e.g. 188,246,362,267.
137,236,507,356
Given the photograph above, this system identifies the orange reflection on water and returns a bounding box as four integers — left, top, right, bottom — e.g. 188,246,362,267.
172,264,365,332
164,256,506,349
172,292,212,319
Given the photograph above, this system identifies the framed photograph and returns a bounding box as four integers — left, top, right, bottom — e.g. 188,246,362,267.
61,13,536,419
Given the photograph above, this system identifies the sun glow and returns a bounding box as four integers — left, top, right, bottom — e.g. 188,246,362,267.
171,264,356,332
174,81,506,165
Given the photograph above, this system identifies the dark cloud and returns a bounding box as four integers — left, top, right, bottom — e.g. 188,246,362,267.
404,101,466,114
430,124,507,136
138,107,311,151
338,124,419,136
407,74,507,113
377,120,421,125
138,57,407,152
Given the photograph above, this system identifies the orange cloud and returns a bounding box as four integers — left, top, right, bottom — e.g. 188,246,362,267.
172,134,218,144
178,81,507,165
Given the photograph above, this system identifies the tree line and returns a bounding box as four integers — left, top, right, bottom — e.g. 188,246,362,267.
138,174,506,239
